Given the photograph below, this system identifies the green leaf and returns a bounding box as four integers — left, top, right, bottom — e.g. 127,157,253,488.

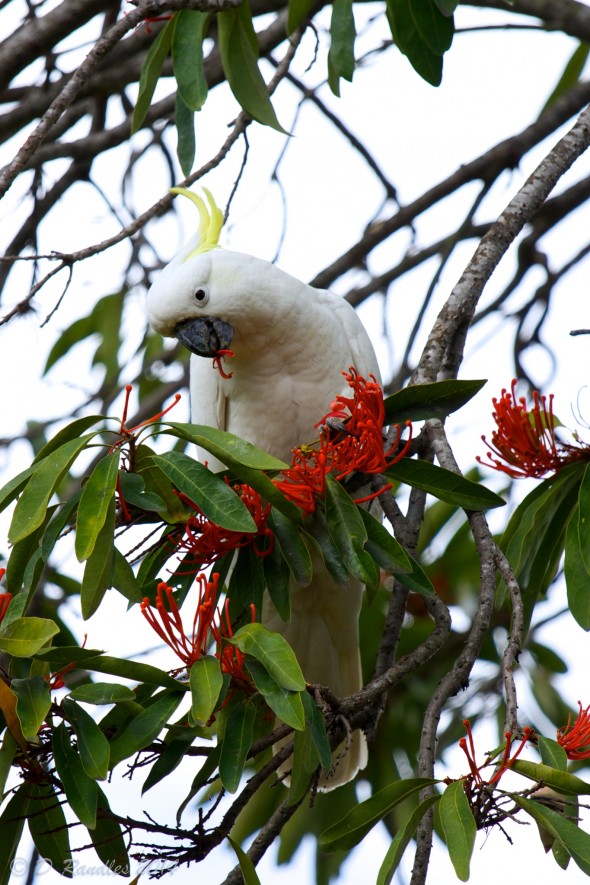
45,293,124,380
538,736,568,772
152,452,257,531
541,42,590,115
245,658,305,730
385,0,449,86
9,434,97,544
440,780,476,881
565,507,590,630
577,462,590,574
172,9,208,110
165,423,289,471
108,691,184,767
409,0,454,54
190,654,223,725
90,785,130,875
117,470,165,513
111,547,144,605
62,698,111,780
0,785,30,885
37,646,184,690
0,732,17,797
359,508,411,575
263,534,291,621
76,452,120,562
511,759,590,795
514,795,590,875
304,508,349,586
219,698,257,792
217,1,286,132
142,729,199,794
11,676,51,739
287,0,314,32
377,794,440,885
327,0,356,96
386,459,505,510
53,722,98,828
229,622,306,691
227,835,261,885
319,777,438,852
80,496,115,619
69,683,137,705
27,782,72,877
175,91,195,176
325,475,374,584
302,690,332,774
268,509,312,587
0,616,59,657
384,379,486,423
132,17,175,132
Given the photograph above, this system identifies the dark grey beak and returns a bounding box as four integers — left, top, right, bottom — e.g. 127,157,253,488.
175,317,233,357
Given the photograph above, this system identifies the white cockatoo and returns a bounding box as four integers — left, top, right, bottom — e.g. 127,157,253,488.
147,188,381,788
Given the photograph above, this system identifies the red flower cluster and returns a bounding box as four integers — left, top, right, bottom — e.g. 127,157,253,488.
557,701,590,760
0,568,11,627
459,720,532,787
140,573,252,687
177,483,273,568
478,380,590,479
276,368,412,513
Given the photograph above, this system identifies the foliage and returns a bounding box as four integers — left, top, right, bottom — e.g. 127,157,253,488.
2,1,590,884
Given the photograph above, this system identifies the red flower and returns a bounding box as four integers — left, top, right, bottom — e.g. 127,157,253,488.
458,720,532,787
557,701,590,760
176,483,274,568
140,573,220,668
275,367,412,512
478,380,589,479
0,593,11,626
211,598,255,689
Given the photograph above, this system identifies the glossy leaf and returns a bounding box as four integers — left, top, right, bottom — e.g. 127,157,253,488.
0,732,17,796
302,690,332,775
38,646,183,690
327,0,356,96
577,462,590,574
172,9,208,110
69,682,137,705
219,697,257,793
440,780,475,881
304,508,349,586
11,676,51,740
117,470,165,513
319,777,438,852
217,2,286,132
541,41,590,114
190,654,223,725
0,785,30,885
53,722,98,828
359,508,411,574
268,509,312,587
287,0,314,32
377,794,440,885
514,795,590,874
0,679,27,752
108,691,184,767
565,508,590,630
80,496,115,619
142,729,200,794
325,475,375,584
511,759,590,795
386,459,505,510
76,452,120,562
132,17,175,132
409,0,454,54
90,785,130,875
9,434,96,544
28,782,72,877
165,423,289,471
152,452,257,531
245,658,305,730
263,533,291,621
0,616,59,657
175,91,195,176
111,547,144,605
62,698,110,780
538,736,568,772
229,622,306,691
227,835,261,885
385,0,449,85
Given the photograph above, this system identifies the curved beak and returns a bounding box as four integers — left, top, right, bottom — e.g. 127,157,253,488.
174,317,233,357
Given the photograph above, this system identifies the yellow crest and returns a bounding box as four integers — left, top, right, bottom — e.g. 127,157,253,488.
170,187,224,260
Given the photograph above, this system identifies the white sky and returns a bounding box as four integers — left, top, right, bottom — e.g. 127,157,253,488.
2,2,590,884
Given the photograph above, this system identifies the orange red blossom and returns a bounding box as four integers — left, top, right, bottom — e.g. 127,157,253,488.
557,701,590,760
458,719,533,788
478,379,590,479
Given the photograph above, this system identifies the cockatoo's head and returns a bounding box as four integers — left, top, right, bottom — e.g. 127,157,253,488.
147,188,234,358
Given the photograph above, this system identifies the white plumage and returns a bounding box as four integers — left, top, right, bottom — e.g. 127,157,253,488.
147,191,380,787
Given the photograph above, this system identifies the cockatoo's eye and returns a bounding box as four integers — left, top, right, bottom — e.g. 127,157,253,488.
194,287,209,305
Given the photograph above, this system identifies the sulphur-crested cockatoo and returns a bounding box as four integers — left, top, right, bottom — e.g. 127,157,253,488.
147,188,380,788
